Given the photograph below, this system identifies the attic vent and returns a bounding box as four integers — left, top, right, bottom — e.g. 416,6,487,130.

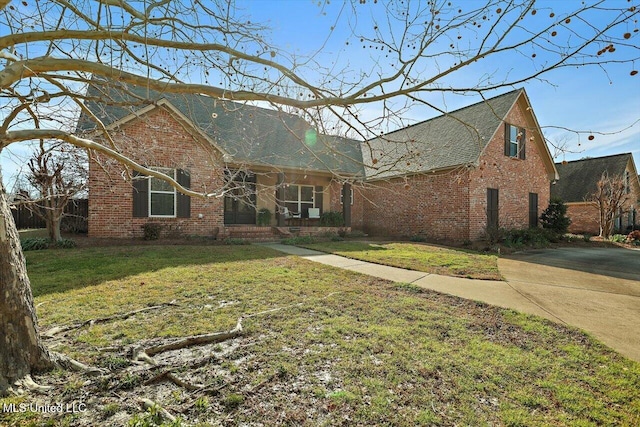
211,112,218,119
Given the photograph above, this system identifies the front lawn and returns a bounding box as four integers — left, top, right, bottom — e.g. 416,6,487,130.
302,241,502,280
1,245,637,426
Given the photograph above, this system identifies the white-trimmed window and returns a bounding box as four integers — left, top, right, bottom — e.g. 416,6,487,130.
149,167,177,217
285,184,314,217
505,123,526,159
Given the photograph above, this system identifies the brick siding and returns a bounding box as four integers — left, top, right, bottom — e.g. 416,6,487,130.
361,98,551,241
466,102,551,240
360,171,471,240
566,203,601,234
89,96,553,242
88,107,225,238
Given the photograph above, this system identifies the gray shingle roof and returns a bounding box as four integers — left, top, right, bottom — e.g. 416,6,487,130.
551,153,633,202
362,89,523,179
78,79,363,175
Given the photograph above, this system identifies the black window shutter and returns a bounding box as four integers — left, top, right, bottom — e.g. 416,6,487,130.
132,171,149,218
504,124,510,156
487,188,499,230
314,186,323,214
529,193,538,227
176,169,191,218
519,128,526,160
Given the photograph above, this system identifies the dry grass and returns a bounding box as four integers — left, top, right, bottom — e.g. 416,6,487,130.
1,245,638,426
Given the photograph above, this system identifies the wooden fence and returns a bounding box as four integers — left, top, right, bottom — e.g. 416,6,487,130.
11,199,88,233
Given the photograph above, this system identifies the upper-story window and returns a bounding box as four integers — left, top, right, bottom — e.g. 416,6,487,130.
504,123,526,160
625,171,630,194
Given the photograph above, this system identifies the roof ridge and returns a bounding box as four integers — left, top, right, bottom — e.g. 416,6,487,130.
373,88,523,137
555,152,632,165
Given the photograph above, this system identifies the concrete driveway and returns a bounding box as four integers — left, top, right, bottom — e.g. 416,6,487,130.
499,247,640,361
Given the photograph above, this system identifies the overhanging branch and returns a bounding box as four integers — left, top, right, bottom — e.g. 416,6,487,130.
2,129,220,199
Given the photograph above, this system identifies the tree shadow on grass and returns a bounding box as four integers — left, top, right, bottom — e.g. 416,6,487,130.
26,244,286,297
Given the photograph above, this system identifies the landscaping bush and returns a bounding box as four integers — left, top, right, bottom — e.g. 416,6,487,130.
21,237,51,251
540,197,571,234
21,237,77,251
345,229,367,238
608,234,626,243
319,211,343,227
483,225,504,246
257,208,272,226
222,238,249,245
626,230,640,244
503,228,557,248
143,223,162,240
55,238,77,249
409,234,427,242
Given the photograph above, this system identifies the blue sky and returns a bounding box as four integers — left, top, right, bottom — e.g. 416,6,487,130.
234,0,639,164
231,0,639,168
2,0,639,186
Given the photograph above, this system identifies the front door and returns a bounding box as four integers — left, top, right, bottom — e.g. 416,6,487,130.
224,174,256,225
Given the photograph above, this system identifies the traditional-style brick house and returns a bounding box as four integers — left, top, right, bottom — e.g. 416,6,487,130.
80,80,363,239
81,83,557,242
358,89,559,241
551,153,640,234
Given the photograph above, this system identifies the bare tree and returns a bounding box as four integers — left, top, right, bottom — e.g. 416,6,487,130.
0,0,638,393
12,140,86,241
588,172,633,238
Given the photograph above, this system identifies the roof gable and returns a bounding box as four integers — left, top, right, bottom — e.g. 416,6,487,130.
78,79,364,175
552,153,637,202
363,89,524,179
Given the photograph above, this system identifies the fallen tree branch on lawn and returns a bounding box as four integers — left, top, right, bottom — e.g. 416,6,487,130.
50,351,106,376
143,317,243,357
43,301,179,337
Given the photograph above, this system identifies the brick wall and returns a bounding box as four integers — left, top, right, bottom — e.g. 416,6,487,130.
88,107,225,238
566,203,600,234
361,96,552,241
466,99,551,240
360,171,471,241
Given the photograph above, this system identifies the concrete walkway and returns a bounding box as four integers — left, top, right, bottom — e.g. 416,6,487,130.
261,243,640,362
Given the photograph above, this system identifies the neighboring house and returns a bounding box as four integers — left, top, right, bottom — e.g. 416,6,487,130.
358,88,559,241
80,82,558,242
551,153,640,234
79,79,364,239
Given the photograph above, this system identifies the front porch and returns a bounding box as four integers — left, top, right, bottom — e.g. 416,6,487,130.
222,225,350,242
224,170,354,229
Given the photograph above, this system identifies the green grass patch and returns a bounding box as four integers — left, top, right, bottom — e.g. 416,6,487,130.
302,241,502,280
2,245,637,426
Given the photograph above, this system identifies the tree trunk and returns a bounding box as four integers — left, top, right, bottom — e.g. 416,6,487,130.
0,174,52,395
46,212,62,242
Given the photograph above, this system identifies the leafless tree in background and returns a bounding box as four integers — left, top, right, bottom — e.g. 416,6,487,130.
589,172,633,238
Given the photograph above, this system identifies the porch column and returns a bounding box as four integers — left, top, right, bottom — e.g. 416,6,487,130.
342,182,351,227
277,172,285,227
